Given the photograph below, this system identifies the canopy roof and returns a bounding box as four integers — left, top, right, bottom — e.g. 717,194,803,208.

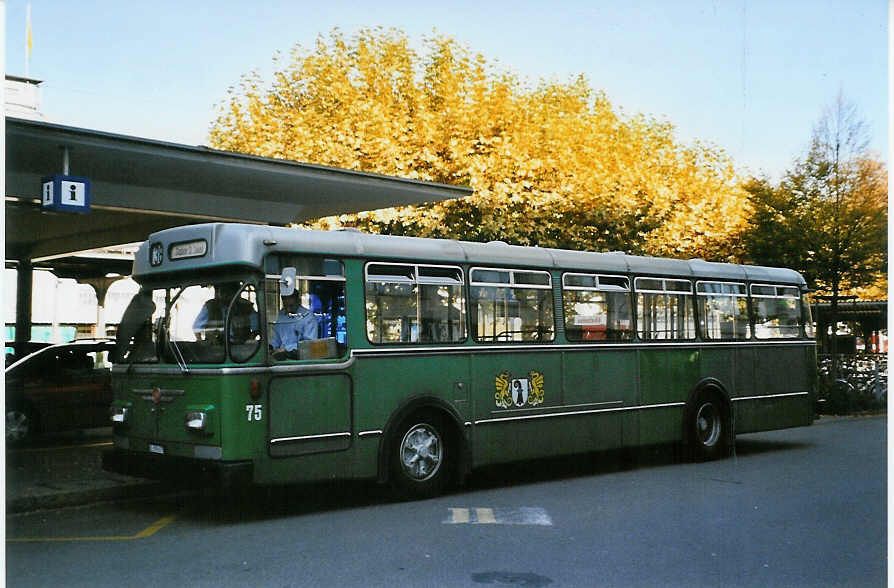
6,117,471,270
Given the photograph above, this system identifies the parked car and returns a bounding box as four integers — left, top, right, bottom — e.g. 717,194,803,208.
5,341,52,367
5,340,116,443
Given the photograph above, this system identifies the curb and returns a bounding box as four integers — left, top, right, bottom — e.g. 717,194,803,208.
7,480,175,514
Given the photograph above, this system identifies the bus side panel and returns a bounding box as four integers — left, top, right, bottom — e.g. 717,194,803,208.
734,345,756,434
755,344,808,396
481,412,621,464
699,347,735,396
253,451,354,485
471,351,563,466
563,349,633,450
805,344,818,419
734,346,756,401
735,344,813,433
355,354,472,425
637,348,698,446
597,349,637,449
352,354,471,478
734,394,813,434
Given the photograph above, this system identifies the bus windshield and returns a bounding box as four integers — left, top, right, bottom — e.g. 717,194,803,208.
115,280,261,365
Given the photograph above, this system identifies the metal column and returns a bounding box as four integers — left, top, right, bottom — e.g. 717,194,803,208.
14,259,33,354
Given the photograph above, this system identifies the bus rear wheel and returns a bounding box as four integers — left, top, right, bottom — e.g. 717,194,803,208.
688,391,728,461
390,411,453,500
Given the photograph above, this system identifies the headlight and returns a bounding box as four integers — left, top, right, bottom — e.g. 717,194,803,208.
110,406,129,425
184,405,215,435
185,411,207,431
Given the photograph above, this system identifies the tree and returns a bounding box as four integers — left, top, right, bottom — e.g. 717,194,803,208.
744,94,887,366
209,28,750,260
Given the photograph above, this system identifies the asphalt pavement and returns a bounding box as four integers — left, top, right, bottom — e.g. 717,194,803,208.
2,415,877,514
7,414,885,587
5,428,175,514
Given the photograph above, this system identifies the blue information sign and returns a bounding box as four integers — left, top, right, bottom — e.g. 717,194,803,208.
41,174,91,212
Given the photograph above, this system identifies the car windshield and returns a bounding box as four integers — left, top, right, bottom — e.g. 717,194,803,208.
115,280,261,365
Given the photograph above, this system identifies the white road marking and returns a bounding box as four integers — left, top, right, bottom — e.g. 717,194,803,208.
475,507,497,524
444,507,552,526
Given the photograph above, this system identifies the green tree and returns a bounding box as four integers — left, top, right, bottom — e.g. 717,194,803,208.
744,94,887,363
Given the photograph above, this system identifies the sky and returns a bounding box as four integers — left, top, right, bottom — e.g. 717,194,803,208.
3,0,888,181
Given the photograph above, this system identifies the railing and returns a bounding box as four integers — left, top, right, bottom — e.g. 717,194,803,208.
817,353,887,414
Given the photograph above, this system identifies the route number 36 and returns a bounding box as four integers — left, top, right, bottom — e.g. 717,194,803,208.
245,404,263,422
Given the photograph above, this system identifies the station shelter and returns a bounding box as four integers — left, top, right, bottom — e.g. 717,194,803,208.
5,115,471,354
812,299,888,354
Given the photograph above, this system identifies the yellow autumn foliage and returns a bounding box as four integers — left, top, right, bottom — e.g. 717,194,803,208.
210,28,750,260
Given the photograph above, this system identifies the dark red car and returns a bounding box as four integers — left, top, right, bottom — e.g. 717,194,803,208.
5,340,116,443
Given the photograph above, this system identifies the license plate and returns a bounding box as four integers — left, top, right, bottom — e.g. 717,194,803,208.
149,444,165,455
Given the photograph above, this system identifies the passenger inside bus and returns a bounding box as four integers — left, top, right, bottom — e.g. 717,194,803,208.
192,283,258,343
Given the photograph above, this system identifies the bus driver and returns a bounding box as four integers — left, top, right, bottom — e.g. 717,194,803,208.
271,292,318,359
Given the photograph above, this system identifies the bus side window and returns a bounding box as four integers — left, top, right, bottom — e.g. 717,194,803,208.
696,281,750,340
751,284,801,339
634,278,695,341
469,268,554,343
364,263,466,344
266,257,347,361
562,273,633,342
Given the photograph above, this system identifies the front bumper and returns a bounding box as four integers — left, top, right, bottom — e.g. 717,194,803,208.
102,448,253,488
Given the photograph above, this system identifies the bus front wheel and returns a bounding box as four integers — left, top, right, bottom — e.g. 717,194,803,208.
688,391,728,462
390,411,453,499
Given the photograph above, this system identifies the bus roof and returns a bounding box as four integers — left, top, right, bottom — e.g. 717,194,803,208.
133,223,807,287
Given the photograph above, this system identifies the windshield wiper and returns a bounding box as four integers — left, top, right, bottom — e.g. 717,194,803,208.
168,339,190,376
162,288,190,375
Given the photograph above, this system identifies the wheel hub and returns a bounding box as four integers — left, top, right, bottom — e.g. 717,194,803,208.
696,403,721,447
400,424,443,481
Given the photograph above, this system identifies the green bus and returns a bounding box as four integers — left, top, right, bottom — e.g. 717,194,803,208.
103,223,816,498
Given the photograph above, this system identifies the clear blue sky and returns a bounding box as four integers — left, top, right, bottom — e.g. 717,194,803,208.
5,0,888,180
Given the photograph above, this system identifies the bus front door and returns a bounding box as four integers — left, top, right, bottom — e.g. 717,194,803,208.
267,374,353,457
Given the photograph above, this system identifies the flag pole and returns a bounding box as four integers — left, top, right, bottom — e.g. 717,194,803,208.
25,3,32,77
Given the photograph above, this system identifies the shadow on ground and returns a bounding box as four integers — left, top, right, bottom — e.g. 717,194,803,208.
125,436,809,526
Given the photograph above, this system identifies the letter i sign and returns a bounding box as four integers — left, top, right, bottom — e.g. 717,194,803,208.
42,180,53,205
40,174,91,212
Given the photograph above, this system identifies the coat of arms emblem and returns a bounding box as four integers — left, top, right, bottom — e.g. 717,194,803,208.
495,371,545,408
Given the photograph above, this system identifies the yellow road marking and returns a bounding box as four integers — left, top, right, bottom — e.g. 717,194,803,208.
132,515,176,539
7,515,176,543
475,508,497,524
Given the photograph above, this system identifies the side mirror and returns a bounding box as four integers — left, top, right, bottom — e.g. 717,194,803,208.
280,267,297,297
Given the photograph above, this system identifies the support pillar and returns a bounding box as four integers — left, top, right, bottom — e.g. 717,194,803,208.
14,260,33,355
80,276,124,339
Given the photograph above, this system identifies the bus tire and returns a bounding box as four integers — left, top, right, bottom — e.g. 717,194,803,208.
390,411,453,500
688,390,728,462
